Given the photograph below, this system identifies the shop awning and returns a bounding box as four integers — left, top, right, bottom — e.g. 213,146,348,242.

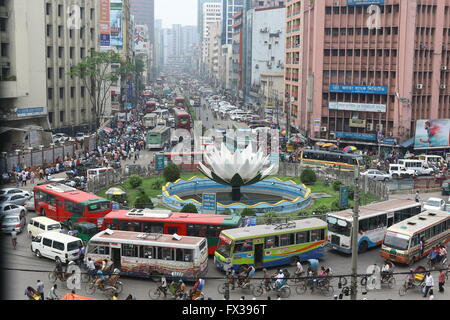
400,137,415,148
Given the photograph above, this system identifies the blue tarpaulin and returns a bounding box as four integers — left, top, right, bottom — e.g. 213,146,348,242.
401,137,415,148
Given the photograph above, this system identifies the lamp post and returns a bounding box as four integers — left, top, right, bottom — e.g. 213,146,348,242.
350,165,360,300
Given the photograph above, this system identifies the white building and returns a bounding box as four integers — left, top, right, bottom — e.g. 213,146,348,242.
246,6,285,104
202,2,222,63
0,0,52,151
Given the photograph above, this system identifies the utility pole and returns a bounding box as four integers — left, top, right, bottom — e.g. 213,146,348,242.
350,165,360,300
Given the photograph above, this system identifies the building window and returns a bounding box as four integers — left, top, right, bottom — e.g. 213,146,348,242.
80,27,84,39
70,87,75,98
58,4,63,17
58,25,63,38
81,86,85,97
58,47,63,58
80,47,85,58
60,88,64,99
69,29,73,38
59,67,64,79
46,24,52,37
48,112,53,123
60,111,64,122
48,88,53,100
47,68,52,80
80,7,84,19
70,47,74,59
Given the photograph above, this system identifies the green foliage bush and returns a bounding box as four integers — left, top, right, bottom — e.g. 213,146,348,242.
181,203,198,213
151,179,164,190
332,180,343,192
240,208,256,217
300,169,317,185
134,194,154,209
128,175,143,189
163,163,181,183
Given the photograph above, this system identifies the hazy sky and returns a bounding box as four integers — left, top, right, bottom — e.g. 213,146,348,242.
155,0,197,28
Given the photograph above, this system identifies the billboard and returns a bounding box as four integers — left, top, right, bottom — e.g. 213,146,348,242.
110,0,123,49
414,119,450,149
134,25,149,52
347,0,384,5
99,0,110,49
329,101,386,113
329,84,388,95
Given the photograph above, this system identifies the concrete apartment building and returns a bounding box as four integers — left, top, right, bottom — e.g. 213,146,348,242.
221,0,244,45
0,0,52,151
198,0,222,40
44,0,99,135
206,21,222,85
202,2,222,64
285,0,450,147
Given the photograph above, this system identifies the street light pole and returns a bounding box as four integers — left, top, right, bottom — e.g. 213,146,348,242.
350,165,360,300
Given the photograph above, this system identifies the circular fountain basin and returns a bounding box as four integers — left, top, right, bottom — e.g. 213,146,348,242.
161,176,311,215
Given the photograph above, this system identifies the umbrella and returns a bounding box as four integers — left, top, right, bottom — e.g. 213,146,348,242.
315,142,326,147
344,146,357,152
62,293,96,300
105,187,127,196
322,143,338,148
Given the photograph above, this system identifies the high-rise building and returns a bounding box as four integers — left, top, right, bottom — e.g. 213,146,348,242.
130,0,155,76
0,0,52,150
198,0,221,40
202,2,222,63
44,0,99,134
221,0,244,45
285,0,450,146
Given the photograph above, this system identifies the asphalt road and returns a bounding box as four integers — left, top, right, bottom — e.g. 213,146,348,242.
2,210,448,300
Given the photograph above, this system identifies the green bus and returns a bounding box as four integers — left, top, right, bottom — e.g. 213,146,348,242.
214,218,328,272
146,126,171,149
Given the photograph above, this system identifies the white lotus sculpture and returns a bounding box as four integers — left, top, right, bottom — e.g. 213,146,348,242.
198,143,277,201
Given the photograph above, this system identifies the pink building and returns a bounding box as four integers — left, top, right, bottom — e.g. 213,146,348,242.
285,0,450,147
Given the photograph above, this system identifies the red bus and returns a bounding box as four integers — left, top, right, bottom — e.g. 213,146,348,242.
175,96,186,109
102,209,242,254
174,108,191,131
33,183,112,228
145,101,157,113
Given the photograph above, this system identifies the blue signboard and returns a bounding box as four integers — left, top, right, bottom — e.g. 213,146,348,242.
339,186,349,208
202,193,217,214
155,153,165,170
336,131,377,141
382,138,397,145
100,34,110,47
347,0,384,5
330,84,388,95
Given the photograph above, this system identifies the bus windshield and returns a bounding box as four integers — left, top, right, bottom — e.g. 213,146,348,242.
327,217,351,237
216,238,232,258
383,232,410,251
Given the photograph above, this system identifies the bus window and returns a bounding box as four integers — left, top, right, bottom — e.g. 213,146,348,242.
98,246,110,255
87,201,110,213
265,236,277,248
143,222,163,234
65,201,83,215
198,225,207,237
310,229,325,242
296,231,310,244
234,239,253,253
141,246,154,259
162,247,173,260
411,235,420,248
187,224,198,236
175,248,193,262
207,225,221,237
425,228,431,240
47,194,56,206
279,234,295,246
122,244,139,257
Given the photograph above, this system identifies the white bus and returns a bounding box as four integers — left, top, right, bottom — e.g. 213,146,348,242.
143,113,158,128
417,154,444,165
86,230,208,280
381,210,449,265
327,200,422,254
398,159,434,176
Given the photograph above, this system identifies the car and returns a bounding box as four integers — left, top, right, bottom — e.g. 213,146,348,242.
0,188,31,199
0,203,27,217
388,164,417,179
423,197,446,211
75,132,86,142
1,213,26,233
23,191,35,211
361,170,391,182
0,193,28,206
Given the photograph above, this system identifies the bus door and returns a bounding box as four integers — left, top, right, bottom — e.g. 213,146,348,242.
111,246,121,269
253,238,264,269
387,212,394,227
56,199,64,221
164,223,185,236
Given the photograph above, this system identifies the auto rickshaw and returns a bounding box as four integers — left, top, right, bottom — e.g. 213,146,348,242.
441,180,450,195
73,222,98,243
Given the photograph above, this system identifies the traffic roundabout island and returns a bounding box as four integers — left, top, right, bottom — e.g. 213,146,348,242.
161,176,312,215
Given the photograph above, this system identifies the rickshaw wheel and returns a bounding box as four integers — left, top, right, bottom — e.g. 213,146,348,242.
323,285,334,297
252,286,264,297
217,283,226,295
81,272,91,283
398,285,407,296
115,282,123,294
86,282,96,295
149,288,162,300
281,286,291,298
295,283,307,295
388,278,396,289
48,271,57,283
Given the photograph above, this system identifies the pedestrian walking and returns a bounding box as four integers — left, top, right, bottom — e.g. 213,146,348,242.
439,270,446,293
30,171,35,184
423,273,434,298
36,280,44,300
48,284,59,300
415,191,421,203
78,246,85,266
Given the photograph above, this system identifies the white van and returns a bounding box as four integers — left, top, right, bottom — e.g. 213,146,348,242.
31,232,83,264
417,154,444,164
398,159,434,176
87,167,114,181
27,217,62,239
389,164,417,179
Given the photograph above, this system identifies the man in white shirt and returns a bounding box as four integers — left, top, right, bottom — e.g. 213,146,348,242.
275,270,285,289
423,273,434,298
86,258,96,277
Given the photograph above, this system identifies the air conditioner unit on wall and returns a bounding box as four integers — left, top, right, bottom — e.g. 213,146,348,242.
441,65,448,71
367,123,374,131
416,84,423,89
440,84,447,89
321,127,327,132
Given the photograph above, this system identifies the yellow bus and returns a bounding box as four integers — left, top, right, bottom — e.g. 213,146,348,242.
380,210,449,265
299,149,363,171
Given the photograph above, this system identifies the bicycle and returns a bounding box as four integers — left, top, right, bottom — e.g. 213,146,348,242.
148,285,168,300
296,277,334,297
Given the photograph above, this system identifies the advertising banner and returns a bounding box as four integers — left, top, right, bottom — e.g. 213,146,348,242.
336,131,377,141
414,119,450,149
329,101,386,113
330,84,388,95
110,0,123,49
134,25,149,52
347,0,384,5
339,186,349,208
99,0,111,49
349,118,366,128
